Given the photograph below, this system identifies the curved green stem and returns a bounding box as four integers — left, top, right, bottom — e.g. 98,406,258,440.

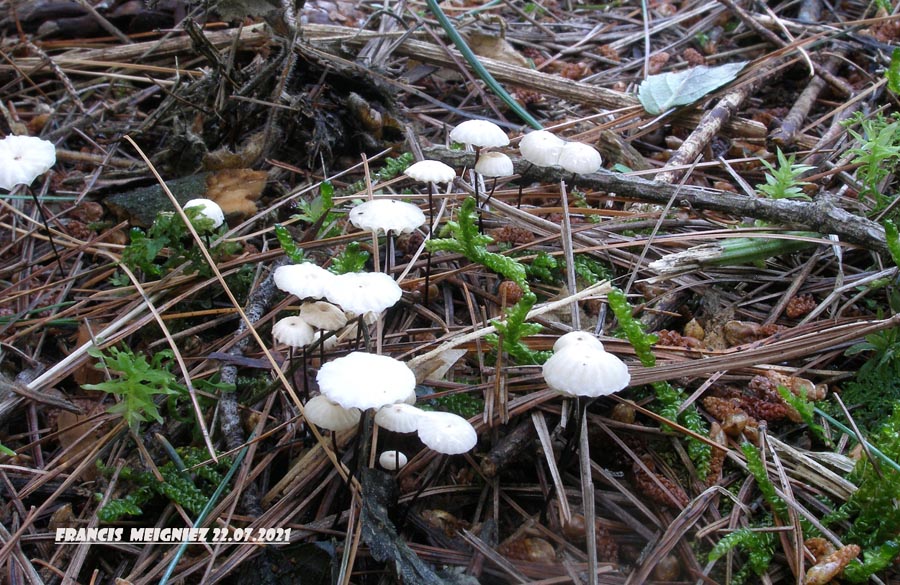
425,0,542,130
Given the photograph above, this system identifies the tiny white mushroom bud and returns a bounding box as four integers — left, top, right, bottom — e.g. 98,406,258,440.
379,450,408,470
184,198,225,229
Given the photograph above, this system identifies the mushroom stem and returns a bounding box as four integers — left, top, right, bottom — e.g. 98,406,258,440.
424,183,434,306
27,187,65,275
397,454,449,530
302,347,309,402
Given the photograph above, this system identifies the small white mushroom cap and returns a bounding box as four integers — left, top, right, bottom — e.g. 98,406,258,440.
0,135,56,191
272,316,316,348
184,198,225,229
404,160,456,184
317,352,416,410
325,271,402,315
274,262,336,300
474,152,514,178
519,130,565,167
303,394,361,431
375,403,425,433
552,331,605,353
349,199,426,235
416,411,478,455
542,345,630,398
299,301,348,330
379,450,409,470
558,142,603,174
450,120,510,148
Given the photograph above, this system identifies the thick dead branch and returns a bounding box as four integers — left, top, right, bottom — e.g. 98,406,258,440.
425,147,887,253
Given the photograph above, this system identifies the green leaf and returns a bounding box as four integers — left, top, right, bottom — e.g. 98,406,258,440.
638,62,747,115
888,47,900,94
274,224,305,263
884,220,900,267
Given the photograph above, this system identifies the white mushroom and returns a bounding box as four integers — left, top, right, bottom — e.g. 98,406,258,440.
474,152,514,178
404,160,456,184
303,394,361,431
0,135,56,191
316,352,416,410
519,130,565,168
299,301,348,331
274,262,336,300
552,331,605,353
558,142,603,175
375,403,425,433
542,345,630,398
184,198,225,229
379,450,409,470
272,316,315,348
416,411,478,455
449,120,509,149
324,271,402,315
349,199,426,235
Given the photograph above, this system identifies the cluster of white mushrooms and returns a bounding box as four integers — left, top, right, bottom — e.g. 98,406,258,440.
272,256,478,466
268,120,611,470
519,129,604,175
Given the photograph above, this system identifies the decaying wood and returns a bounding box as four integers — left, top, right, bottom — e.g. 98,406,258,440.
426,146,887,253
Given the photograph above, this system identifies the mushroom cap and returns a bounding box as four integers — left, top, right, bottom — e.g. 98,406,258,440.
558,142,603,174
552,331,605,353
349,199,426,235
449,120,510,148
416,411,478,455
405,160,456,184
0,135,56,191
379,450,409,470
303,394,361,431
375,402,425,433
272,316,316,348
474,152,514,178
184,198,225,229
542,345,630,398
299,301,348,330
274,262,336,300
519,130,565,167
325,271,402,315
317,352,416,410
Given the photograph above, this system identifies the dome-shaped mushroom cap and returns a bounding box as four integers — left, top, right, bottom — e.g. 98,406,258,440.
474,152,514,177
519,130,565,167
304,394,361,431
450,120,510,148
0,135,56,191
379,450,409,470
558,142,603,174
552,331,605,353
272,316,316,348
325,271,402,314
349,199,426,235
375,403,425,433
313,330,339,351
274,262,335,300
405,160,456,184
417,411,478,455
184,198,225,229
542,345,630,398
299,301,348,330
317,352,416,410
